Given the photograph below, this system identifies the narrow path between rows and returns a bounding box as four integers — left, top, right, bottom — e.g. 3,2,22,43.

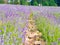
24,14,46,45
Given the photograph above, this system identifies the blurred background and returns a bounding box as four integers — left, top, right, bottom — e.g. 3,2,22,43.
0,0,60,6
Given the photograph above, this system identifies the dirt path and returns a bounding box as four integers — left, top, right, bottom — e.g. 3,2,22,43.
24,14,46,45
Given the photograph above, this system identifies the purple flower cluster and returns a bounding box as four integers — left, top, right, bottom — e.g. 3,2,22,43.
0,4,60,45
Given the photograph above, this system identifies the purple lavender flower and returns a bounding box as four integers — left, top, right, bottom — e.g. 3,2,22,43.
58,38,60,41
0,35,4,43
3,26,6,32
51,42,58,45
0,30,2,32
1,40,4,43
22,27,28,33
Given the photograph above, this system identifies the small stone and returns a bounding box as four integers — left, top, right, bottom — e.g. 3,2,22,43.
34,41,41,45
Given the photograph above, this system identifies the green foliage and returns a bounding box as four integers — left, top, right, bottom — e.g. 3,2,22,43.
31,0,38,5
31,0,38,6
29,12,33,19
0,0,57,6
42,0,57,6
0,26,4,35
0,0,4,4
20,0,28,5
14,0,19,4
49,0,57,6
42,1,49,6
53,13,60,18
5,22,15,32
33,1,38,6
0,22,22,45
35,16,60,45
8,0,13,4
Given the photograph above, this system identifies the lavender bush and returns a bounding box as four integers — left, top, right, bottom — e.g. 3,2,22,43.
34,9,60,45
0,4,60,45
0,5,30,45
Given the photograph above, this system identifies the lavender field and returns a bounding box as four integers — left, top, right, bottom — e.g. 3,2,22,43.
0,4,60,45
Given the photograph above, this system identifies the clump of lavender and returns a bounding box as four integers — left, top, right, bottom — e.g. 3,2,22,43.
35,16,60,45
0,14,28,45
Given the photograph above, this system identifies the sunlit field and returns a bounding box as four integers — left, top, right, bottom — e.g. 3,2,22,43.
0,5,60,45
